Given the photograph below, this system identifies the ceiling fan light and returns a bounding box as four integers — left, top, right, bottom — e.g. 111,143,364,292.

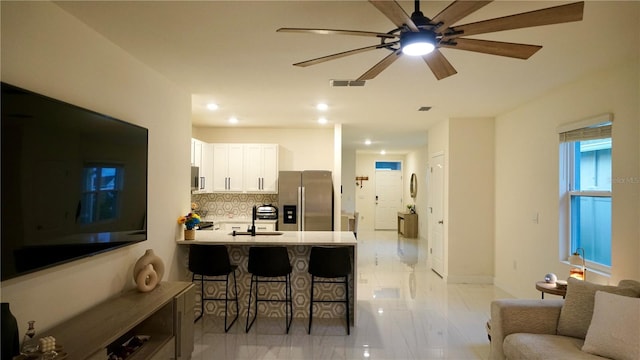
401,31,436,56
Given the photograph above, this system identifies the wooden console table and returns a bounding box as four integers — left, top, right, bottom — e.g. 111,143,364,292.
397,212,418,238
41,281,194,360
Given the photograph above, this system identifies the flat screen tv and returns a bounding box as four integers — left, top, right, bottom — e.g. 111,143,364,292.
1,82,148,281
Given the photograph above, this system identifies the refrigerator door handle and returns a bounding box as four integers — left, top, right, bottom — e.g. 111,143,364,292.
298,186,304,231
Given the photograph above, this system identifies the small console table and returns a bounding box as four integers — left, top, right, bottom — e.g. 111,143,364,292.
397,212,418,238
41,281,195,360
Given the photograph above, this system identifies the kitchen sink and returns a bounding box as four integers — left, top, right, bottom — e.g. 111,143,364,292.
230,231,283,236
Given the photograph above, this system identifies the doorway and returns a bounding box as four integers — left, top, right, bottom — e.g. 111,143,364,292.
374,161,402,230
428,153,445,277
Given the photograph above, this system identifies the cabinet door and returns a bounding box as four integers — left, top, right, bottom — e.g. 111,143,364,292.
261,144,278,192
223,222,248,233
192,139,212,193
190,139,196,166
174,284,195,360
243,144,263,192
193,140,203,169
199,143,213,193
212,144,229,192
243,144,278,193
212,144,243,192
226,144,244,192
212,144,230,192
254,223,275,232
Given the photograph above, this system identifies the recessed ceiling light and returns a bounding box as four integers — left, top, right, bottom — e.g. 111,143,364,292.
380,150,386,155
364,139,372,145
228,117,238,124
206,103,219,111
318,117,327,124
316,103,328,111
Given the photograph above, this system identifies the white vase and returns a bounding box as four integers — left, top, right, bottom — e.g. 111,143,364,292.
133,249,165,292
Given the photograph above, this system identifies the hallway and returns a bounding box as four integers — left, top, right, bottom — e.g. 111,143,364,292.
192,230,512,359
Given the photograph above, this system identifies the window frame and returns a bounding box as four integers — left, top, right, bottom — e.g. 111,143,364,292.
80,163,124,225
558,114,613,275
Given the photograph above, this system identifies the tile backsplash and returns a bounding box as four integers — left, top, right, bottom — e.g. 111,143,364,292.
191,193,278,219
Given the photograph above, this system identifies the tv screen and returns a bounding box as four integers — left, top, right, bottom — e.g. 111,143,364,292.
1,82,148,281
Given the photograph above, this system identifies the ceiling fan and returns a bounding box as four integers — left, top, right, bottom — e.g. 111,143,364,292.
277,0,584,80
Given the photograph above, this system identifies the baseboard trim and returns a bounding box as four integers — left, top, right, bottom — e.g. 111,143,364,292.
446,275,494,284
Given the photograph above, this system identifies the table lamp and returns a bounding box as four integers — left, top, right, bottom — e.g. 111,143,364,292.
569,248,586,280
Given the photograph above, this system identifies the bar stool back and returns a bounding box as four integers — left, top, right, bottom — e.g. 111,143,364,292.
308,246,352,335
246,246,293,333
188,244,238,332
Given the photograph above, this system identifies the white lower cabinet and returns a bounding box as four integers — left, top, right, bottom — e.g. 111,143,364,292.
255,223,276,232
224,223,247,232
218,221,276,233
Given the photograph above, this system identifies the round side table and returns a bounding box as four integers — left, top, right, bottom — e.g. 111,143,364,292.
535,281,567,299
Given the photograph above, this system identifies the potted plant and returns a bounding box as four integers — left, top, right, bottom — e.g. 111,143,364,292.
177,212,201,240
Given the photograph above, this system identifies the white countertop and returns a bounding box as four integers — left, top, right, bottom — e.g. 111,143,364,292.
176,231,357,246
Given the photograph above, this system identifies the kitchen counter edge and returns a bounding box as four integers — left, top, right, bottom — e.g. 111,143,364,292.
176,231,357,245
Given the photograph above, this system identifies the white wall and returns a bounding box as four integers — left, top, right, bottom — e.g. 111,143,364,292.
448,118,495,283
494,59,640,298
426,118,495,283
0,1,191,331
193,127,334,171
405,146,429,241
341,148,357,215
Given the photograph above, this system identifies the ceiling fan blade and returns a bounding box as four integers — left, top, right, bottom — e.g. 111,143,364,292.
292,43,398,67
445,1,584,39
440,38,542,59
422,50,457,80
356,50,403,81
369,0,419,32
432,1,493,34
277,28,396,39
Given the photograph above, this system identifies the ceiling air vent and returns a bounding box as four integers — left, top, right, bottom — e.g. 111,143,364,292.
330,80,366,87
418,106,432,111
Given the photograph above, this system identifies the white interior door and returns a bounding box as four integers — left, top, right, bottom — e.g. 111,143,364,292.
375,170,402,230
429,154,445,277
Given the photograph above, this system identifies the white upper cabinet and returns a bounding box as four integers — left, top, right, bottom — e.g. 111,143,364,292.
243,144,278,193
212,143,244,192
191,138,213,193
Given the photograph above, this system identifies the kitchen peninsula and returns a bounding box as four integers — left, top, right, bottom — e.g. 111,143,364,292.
176,231,357,324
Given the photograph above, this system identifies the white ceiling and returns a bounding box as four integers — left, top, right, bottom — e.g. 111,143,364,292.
55,1,638,154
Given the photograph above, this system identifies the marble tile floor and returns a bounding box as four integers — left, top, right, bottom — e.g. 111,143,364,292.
192,230,513,360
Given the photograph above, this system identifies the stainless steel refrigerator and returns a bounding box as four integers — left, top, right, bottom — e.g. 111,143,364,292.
278,170,333,231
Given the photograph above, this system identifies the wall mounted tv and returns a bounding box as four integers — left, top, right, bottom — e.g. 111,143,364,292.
1,82,148,281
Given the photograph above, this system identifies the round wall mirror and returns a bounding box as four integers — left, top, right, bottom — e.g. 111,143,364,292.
410,173,417,198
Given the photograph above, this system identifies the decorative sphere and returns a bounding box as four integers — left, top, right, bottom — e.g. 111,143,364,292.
544,273,558,284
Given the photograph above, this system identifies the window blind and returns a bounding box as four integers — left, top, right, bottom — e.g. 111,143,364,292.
557,113,613,143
